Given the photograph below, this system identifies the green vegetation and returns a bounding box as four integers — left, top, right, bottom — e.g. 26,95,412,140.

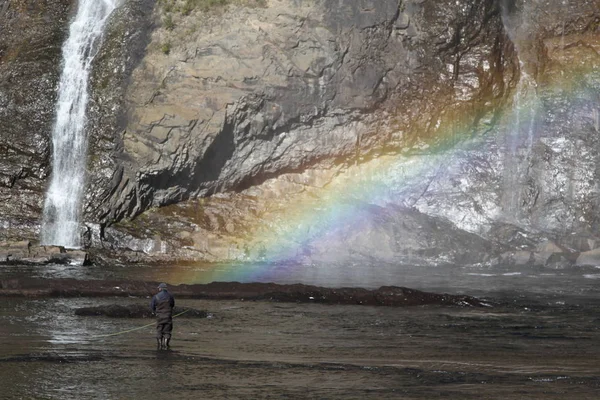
161,42,172,55
163,14,175,30
163,14,175,31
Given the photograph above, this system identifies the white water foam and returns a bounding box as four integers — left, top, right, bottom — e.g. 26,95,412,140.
41,0,118,248
583,274,600,280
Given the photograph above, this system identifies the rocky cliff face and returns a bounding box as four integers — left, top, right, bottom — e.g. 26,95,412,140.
94,0,511,221
0,0,73,240
1,0,600,270
87,0,514,265
411,1,600,262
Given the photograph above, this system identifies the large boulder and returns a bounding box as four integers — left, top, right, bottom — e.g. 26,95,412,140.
0,241,88,265
576,248,600,267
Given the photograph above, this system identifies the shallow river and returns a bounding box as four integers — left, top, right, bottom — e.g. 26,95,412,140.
1,264,599,399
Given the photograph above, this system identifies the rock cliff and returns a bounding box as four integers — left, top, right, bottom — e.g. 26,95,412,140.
89,0,513,265
89,0,511,221
0,0,72,240
1,0,600,269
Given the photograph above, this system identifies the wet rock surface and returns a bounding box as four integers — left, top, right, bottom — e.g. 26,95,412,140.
0,0,73,240
90,201,497,266
0,241,88,265
84,0,156,222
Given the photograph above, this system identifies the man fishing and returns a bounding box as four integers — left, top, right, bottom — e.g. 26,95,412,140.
150,282,175,350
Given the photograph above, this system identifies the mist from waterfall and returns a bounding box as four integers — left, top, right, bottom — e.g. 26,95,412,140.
502,70,538,217
41,0,118,248
499,0,540,220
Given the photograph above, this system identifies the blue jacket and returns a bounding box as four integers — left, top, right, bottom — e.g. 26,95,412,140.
150,289,175,317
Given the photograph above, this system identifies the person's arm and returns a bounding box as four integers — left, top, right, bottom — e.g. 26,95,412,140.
170,294,175,309
150,295,156,313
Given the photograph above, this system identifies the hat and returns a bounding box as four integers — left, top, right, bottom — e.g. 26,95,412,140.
158,282,168,289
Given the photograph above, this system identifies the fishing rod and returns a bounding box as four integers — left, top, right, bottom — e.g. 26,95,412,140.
88,309,190,339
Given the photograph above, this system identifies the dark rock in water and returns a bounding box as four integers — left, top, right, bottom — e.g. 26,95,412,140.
0,278,487,308
373,286,483,307
74,304,208,318
0,353,104,363
222,283,487,307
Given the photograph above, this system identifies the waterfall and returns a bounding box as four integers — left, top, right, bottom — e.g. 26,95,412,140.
41,0,118,248
500,0,540,220
502,70,538,216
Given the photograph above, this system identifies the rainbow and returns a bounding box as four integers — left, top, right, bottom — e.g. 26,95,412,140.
155,34,600,285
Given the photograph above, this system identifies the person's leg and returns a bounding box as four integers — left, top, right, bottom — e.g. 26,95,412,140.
164,320,173,348
156,322,164,349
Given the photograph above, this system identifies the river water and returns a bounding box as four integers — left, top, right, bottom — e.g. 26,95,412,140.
1,264,599,399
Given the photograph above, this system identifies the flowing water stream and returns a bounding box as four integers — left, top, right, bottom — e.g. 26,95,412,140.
499,1,542,222
502,70,539,219
41,0,118,248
